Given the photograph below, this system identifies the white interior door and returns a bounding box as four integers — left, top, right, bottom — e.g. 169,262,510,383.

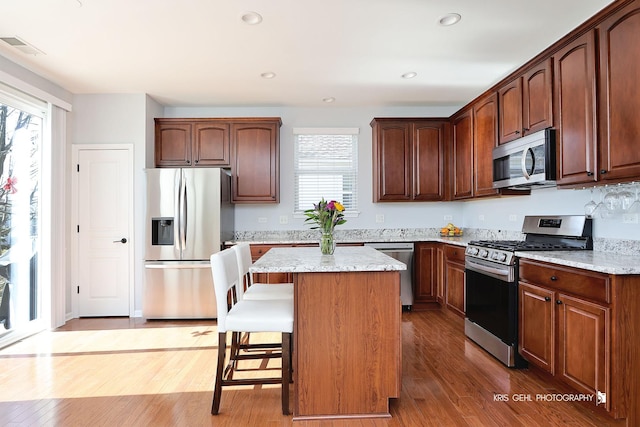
75,147,132,316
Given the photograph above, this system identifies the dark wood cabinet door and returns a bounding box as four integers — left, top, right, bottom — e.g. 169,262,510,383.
498,77,523,144
231,121,280,203
554,31,598,185
193,122,230,166
519,282,555,374
598,2,640,182
445,260,465,317
436,245,445,305
413,243,438,309
413,121,445,201
155,122,192,167
451,109,474,199
473,93,499,198
557,293,609,410
523,58,553,135
372,120,412,201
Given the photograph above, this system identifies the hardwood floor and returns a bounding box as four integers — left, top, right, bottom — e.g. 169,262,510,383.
0,310,626,427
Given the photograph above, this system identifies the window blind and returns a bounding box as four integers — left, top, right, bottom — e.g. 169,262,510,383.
293,129,358,215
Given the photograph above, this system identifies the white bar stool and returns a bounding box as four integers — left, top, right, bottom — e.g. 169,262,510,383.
210,247,293,415
233,242,294,301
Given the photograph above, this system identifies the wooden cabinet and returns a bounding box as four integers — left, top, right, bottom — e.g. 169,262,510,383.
519,282,555,374
413,242,439,310
450,109,473,200
498,58,553,144
598,0,640,182
554,31,598,186
155,119,230,167
519,259,610,412
436,245,445,305
371,118,447,202
473,93,499,197
231,120,281,203
155,117,281,203
444,244,465,316
557,293,608,400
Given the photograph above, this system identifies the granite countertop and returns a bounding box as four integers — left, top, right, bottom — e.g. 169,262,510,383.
249,246,407,273
515,250,640,275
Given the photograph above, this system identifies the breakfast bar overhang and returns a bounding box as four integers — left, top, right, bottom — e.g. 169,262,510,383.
250,246,406,420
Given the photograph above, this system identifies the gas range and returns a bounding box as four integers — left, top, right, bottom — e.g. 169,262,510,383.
465,215,593,266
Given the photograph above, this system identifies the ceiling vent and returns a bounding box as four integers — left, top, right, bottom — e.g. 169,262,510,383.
0,36,44,55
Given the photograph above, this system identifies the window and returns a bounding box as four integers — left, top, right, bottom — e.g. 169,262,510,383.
293,128,358,215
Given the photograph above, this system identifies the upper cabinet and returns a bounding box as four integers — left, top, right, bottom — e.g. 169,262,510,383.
473,93,500,198
371,118,448,202
155,117,281,203
231,120,281,203
450,93,499,200
155,119,230,167
554,31,598,186
451,109,474,200
498,58,553,144
598,1,640,182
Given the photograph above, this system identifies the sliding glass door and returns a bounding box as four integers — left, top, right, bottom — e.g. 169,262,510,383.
0,96,43,346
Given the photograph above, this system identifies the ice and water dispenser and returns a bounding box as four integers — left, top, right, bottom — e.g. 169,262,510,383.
151,217,174,246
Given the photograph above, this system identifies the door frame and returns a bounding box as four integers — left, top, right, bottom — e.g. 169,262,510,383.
70,144,135,318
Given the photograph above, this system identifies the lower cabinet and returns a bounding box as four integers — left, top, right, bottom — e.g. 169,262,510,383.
519,259,611,413
444,245,466,316
413,242,439,310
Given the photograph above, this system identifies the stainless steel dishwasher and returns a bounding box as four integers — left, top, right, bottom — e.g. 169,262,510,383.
364,242,414,310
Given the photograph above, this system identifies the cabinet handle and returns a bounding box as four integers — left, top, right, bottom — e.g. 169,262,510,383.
544,296,551,302
550,275,558,281
586,171,593,176
186,160,191,164
515,130,520,134
600,169,607,174
556,300,563,305
523,128,530,132
195,159,199,164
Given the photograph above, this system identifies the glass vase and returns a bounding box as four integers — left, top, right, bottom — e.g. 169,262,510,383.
320,232,335,255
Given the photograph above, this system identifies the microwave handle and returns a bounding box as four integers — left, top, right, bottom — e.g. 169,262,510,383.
521,147,534,180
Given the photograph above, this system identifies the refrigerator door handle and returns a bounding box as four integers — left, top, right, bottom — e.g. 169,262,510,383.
178,170,187,253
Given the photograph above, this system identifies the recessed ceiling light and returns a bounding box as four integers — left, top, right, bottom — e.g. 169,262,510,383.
402,72,417,79
241,11,263,25
439,13,461,26
322,97,336,103
261,72,276,79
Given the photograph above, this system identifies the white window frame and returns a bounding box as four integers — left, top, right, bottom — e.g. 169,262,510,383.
293,127,359,218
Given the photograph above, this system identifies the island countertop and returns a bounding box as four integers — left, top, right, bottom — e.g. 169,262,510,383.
249,246,407,273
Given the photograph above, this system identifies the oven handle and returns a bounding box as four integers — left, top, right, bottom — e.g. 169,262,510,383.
465,258,513,281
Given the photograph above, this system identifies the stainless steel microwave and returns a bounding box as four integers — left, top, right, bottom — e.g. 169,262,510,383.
492,128,556,190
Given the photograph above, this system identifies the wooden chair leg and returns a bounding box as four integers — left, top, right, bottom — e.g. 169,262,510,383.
211,332,227,415
281,332,291,415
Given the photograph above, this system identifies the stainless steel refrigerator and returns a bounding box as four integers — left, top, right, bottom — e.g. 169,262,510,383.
144,168,234,319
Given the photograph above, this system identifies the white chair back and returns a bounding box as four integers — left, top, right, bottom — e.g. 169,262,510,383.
210,247,241,332
233,242,254,299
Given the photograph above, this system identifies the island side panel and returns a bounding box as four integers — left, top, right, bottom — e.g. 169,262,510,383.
293,270,401,419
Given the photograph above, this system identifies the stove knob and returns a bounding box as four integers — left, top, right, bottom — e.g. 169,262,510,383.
480,249,489,258
470,247,479,256
498,253,507,262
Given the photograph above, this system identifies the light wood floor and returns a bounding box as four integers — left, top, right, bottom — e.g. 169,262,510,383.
0,309,626,427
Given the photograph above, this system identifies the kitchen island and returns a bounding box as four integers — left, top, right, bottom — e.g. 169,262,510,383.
250,246,406,420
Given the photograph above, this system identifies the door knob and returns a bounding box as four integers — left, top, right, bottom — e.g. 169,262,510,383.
113,238,128,244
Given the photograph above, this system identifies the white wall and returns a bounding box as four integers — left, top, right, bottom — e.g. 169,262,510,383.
164,105,466,230
70,93,162,317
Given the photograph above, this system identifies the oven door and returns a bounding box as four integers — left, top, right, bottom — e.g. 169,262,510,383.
465,258,518,346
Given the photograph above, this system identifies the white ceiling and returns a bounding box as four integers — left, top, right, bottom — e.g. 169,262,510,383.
1,0,614,108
